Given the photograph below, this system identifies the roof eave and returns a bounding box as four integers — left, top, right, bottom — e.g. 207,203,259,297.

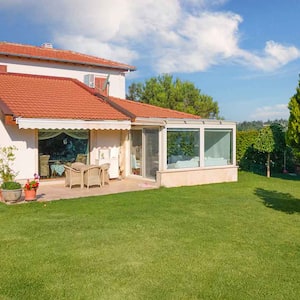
0,52,136,72
133,117,236,126
15,118,131,130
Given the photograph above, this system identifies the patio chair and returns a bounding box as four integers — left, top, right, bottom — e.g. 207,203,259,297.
71,162,86,170
64,165,82,188
83,165,102,189
39,155,50,178
100,163,110,186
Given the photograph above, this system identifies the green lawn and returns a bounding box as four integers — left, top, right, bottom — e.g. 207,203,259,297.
0,171,299,300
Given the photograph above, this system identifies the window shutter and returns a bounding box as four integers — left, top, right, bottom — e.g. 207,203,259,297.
95,77,108,96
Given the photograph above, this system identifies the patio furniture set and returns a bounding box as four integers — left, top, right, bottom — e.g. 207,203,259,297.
64,162,110,189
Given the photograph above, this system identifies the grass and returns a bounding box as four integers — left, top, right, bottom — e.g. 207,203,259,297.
0,171,299,299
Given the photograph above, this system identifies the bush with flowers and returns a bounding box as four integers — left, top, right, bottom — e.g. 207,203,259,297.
23,173,40,191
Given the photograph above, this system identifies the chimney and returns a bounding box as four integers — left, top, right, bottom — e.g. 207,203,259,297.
41,43,53,49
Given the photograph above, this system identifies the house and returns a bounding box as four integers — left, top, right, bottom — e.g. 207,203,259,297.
0,42,237,187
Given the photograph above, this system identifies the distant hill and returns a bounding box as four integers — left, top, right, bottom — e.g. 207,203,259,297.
237,119,288,131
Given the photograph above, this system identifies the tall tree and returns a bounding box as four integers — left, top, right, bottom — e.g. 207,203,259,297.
126,74,219,118
286,78,300,162
253,123,286,177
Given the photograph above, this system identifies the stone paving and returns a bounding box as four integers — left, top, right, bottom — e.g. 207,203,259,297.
1,177,158,204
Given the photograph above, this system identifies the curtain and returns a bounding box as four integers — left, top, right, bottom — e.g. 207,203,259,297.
38,130,89,140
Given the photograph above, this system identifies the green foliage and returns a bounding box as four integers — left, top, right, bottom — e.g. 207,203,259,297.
254,126,276,154
237,124,291,174
253,124,286,154
237,120,264,131
236,130,258,163
0,146,18,182
286,79,300,161
126,74,219,118
1,181,21,190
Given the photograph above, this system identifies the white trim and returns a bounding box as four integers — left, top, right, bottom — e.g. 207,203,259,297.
16,118,131,130
133,117,236,127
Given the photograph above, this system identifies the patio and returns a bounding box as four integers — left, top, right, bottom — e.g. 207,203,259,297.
4,177,158,204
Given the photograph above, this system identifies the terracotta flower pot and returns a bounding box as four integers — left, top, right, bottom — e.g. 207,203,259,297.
24,189,37,201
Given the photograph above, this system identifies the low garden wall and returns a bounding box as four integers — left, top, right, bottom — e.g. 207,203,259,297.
157,166,238,188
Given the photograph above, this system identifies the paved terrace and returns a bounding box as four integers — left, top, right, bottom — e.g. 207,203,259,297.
2,177,159,204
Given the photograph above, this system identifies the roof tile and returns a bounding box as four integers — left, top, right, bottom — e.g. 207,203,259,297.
0,42,136,71
0,73,129,120
109,96,201,119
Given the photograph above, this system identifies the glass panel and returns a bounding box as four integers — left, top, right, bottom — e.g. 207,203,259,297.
144,129,159,179
130,130,142,175
38,130,89,177
167,129,200,169
38,131,89,164
204,129,232,166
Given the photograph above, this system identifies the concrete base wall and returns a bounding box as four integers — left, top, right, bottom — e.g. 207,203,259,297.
157,166,238,188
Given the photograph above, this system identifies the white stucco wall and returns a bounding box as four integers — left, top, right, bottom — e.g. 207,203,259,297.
90,130,122,178
0,117,37,182
0,58,128,98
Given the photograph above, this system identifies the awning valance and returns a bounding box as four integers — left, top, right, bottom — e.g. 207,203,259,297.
16,118,131,130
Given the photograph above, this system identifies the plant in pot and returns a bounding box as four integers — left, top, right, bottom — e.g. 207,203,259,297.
23,174,39,201
0,146,22,203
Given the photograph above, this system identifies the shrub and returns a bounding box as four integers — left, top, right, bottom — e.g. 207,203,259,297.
0,146,18,182
1,181,22,190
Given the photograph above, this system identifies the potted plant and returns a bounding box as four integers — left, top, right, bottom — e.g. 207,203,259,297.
0,146,22,203
1,181,22,203
23,174,40,201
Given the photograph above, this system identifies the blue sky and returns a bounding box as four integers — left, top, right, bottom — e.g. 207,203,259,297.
1,0,299,122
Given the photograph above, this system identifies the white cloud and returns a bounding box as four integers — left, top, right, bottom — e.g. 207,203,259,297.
155,12,242,73
237,41,300,71
1,0,300,73
54,35,139,63
250,104,289,121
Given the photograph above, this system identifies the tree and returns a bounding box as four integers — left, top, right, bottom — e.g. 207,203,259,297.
286,78,300,162
126,74,219,118
253,124,286,177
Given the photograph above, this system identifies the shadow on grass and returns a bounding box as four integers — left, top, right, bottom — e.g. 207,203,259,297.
255,188,300,214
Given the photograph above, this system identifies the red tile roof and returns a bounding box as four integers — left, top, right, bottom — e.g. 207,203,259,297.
0,42,136,71
0,73,129,120
108,96,201,119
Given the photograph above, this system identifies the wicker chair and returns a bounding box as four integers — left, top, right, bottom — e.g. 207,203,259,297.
39,155,50,178
83,165,102,189
71,162,86,170
100,163,110,186
75,153,87,164
64,165,83,188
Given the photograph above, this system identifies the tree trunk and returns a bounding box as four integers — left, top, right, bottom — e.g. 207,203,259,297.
267,152,271,178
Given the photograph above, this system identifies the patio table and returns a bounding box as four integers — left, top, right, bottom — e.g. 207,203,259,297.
50,164,65,176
